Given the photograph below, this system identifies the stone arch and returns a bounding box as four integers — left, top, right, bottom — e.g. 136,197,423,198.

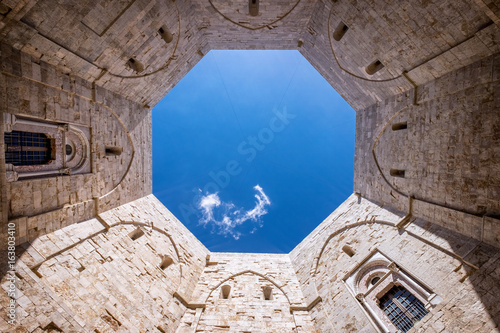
65,125,91,174
313,218,477,278
327,4,405,84
29,220,184,290
314,219,396,275
311,219,474,332
101,0,182,79
199,270,299,332
371,104,413,197
371,95,494,218
95,104,135,199
204,270,292,304
208,0,302,31
119,221,183,283
22,219,186,331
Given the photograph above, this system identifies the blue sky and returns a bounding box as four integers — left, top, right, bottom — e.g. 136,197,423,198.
152,50,355,253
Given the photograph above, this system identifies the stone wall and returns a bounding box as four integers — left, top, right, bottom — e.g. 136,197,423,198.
178,252,316,332
1,195,208,332
2,0,498,110
354,53,500,247
0,43,152,245
0,0,499,332
290,194,500,332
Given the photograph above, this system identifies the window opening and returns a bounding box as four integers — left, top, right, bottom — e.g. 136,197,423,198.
128,228,144,241
221,285,231,299
4,131,53,166
160,256,173,270
366,60,384,75
370,276,381,285
342,244,355,257
390,169,405,178
249,0,259,16
105,146,123,156
392,122,408,131
333,22,349,41
378,285,428,332
263,286,273,300
65,144,73,155
127,58,144,73
158,25,173,43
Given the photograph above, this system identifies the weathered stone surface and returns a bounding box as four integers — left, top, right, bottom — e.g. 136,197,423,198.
0,0,499,332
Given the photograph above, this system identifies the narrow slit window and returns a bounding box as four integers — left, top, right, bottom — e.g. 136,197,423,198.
105,146,122,156
390,169,405,178
158,25,173,43
366,60,384,75
249,0,259,16
263,286,273,300
221,285,231,299
160,256,173,270
378,285,428,332
342,244,355,257
127,58,144,73
392,122,408,131
333,22,349,41
128,228,144,241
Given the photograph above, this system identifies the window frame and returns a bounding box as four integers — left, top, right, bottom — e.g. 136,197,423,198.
343,249,442,333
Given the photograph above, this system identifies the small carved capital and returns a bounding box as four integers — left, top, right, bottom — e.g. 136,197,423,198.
388,262,400,273
58,124,69,132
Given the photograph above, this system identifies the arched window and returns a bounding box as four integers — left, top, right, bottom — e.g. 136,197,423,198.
159,256,173,270
263,286,273,300
333,22,349,41
344,250,441,333
3,114,91,181
366,60,384,75
5,131,53,166
378,285,428,332
221,285,231,299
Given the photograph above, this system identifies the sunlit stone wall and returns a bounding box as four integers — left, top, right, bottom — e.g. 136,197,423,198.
290,194,500,332
0,0,499,332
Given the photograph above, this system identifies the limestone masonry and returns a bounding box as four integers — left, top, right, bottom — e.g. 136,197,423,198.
0,0,499,332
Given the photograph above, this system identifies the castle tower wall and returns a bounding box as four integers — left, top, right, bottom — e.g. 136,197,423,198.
4,195,208,332
354,53,500,247
290,194,500,332
0,0,498,331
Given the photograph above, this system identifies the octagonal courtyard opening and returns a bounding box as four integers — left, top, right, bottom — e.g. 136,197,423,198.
153,50,356,253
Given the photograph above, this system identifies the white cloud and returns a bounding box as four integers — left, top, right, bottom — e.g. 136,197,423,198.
199,193,221,225
196,185,271,240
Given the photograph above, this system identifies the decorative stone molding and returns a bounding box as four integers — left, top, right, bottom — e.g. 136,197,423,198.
344,249,442,332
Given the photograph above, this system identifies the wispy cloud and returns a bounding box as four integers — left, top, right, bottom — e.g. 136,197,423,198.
197,185,271,240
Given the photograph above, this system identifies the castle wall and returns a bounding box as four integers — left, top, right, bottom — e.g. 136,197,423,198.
0,0,499,332
0,43,152,245
354,53,500,247
2,195,208,332
178,252,316,332
290,194,500,332
2,0,497,111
